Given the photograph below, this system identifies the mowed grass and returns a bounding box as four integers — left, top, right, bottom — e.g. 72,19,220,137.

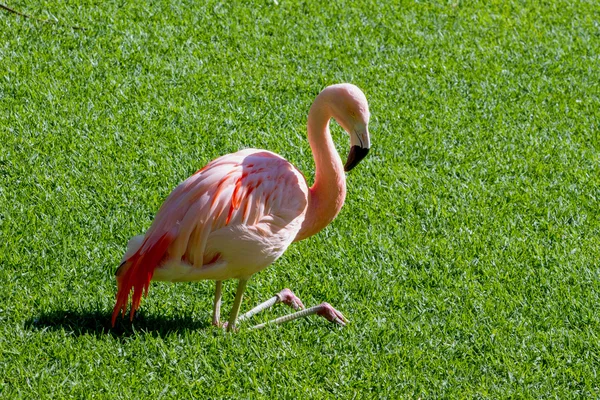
1,0,599,397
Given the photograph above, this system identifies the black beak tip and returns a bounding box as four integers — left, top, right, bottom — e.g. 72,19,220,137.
344,146,370,172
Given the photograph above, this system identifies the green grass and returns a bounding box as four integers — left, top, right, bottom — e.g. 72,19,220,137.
1,0,599,397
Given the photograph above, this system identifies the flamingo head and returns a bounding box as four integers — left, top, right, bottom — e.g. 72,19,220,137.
326,84,371,172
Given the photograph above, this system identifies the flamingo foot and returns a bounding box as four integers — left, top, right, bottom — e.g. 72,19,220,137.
315,302,347,326
221,321,238,332
275,288,305,310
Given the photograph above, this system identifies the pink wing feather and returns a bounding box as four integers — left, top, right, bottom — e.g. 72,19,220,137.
112,149,308,325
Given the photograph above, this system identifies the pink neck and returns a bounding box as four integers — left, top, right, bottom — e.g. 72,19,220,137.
295,94,346,241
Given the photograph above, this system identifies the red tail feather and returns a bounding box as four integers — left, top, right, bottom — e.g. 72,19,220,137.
111,232,173,327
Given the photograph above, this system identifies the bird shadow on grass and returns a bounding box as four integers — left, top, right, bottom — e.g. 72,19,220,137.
25,309,212,338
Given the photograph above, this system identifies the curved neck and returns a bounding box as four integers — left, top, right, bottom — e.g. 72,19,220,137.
295,94,347,241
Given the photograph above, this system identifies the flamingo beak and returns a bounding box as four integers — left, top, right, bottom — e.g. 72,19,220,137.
344,145,370,172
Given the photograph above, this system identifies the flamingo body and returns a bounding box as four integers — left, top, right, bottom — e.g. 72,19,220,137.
112,149,309,324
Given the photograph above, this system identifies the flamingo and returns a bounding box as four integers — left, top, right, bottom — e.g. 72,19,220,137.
112,83,371,331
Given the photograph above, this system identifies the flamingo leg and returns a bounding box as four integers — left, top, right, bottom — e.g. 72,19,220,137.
250,302,347,330
236,288,304,325
226,279,248,332
212,280,223,327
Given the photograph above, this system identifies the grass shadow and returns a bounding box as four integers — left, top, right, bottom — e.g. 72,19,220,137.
25,309,212,338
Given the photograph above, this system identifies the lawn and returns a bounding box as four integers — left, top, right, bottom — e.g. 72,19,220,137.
1,0,599,397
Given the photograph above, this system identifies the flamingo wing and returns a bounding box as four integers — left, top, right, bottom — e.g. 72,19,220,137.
112,149,309,324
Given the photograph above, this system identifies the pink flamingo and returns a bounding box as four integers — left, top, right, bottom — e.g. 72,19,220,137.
112,83,371,331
